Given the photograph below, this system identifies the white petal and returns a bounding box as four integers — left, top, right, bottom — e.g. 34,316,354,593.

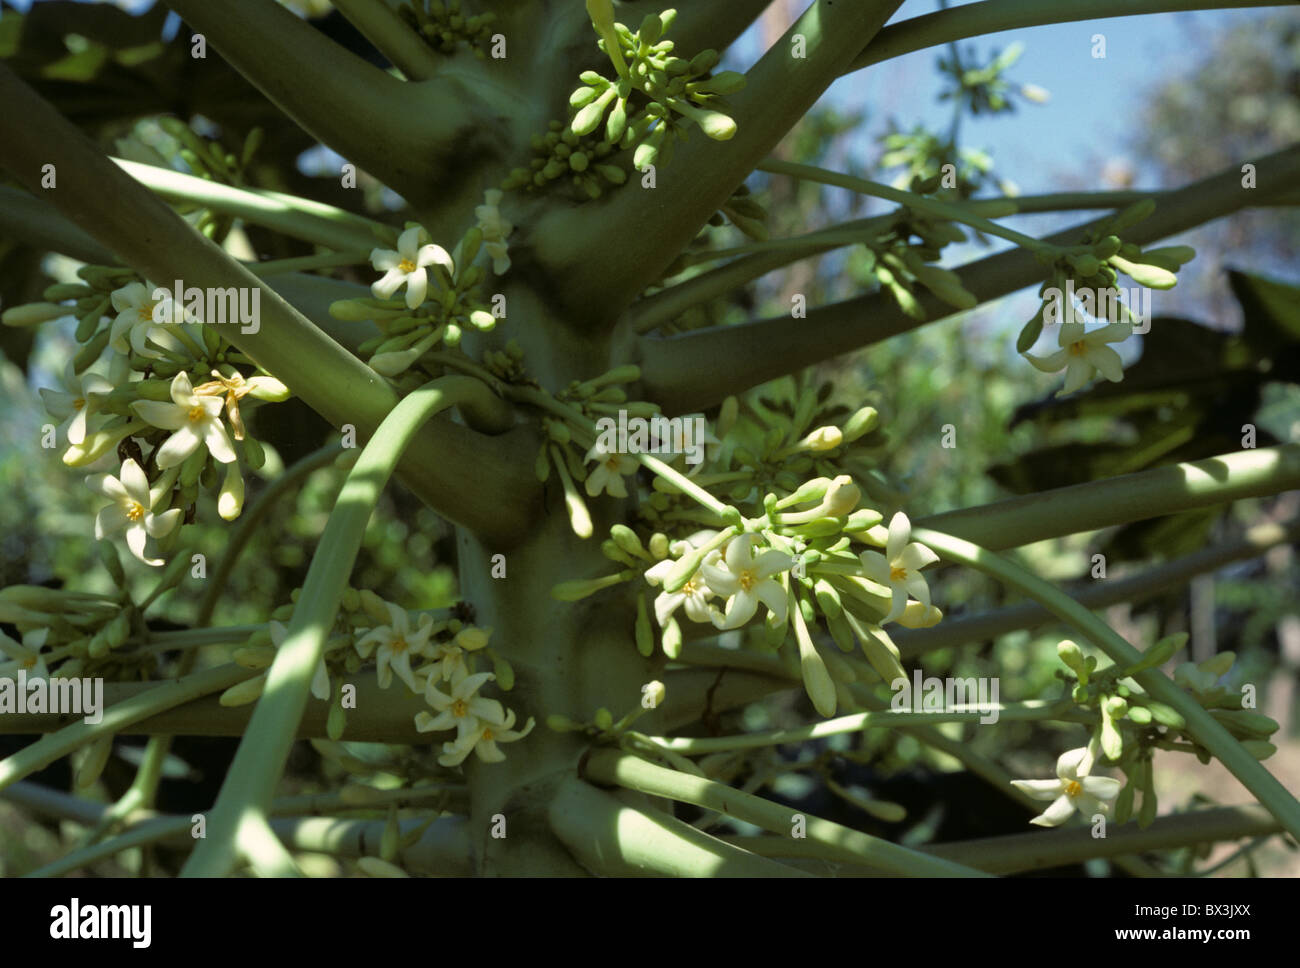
886,512,910,563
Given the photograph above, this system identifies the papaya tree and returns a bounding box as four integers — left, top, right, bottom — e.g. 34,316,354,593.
0,0,1298,877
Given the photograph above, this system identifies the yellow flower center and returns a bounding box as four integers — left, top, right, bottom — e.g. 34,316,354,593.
1064,779,1082,798
451,699,469,718
21,655,36,670
482,726,494,741
738,569,756,592
137,304,155,321
1068,340,1088,357
604,456,621,471
398,258,417,273
890,565,907,582
126,501,145,522
73,397,86,410
187,404,206,422
390,636,408,654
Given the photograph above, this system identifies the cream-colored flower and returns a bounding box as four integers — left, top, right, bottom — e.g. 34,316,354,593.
700,533,791,630
474,189,513,275
354,604,437,692
108,281,187,359
370,227,454,310
858,512,938,625
86,458,181,566
438,710,534,766
583,441,638,498
644,532,718,626
415,671,509,746
38,361,113,446
0,628,50,679
1010,746,1122,827
1025,321,1128,396
130,371,236,468
192,369,289,441
427,626,491,684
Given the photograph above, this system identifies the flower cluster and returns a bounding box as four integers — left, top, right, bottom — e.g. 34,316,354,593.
330,221,500,377
7,266,291,569
545,376,949,720
398,0,497,57
1018,200,1196,396
226,590,533,768
502,4,744,198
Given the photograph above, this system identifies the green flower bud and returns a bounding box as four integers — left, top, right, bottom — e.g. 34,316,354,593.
62,423,137,467
1114,778,1135,824
1241,740,1276,761
76,735,115,789
662,615,682,659
841,406,878,442
1057,639,1088,682
1126,705,1152,725
635,593,654,657
1109,254,1178,290
1145,701,1185,729
2,302,70,328
1091,235,1123,259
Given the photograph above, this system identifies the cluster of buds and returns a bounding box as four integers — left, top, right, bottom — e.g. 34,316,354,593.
572,3,743,171
879,125,1013,200
937,41,1049,118
1054,635,1279,829
0,552,188,682
500,120,628,200
504,3,743,199
330,222,499,377
398,0,496,57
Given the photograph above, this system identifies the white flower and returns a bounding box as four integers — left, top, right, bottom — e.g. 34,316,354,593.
427,626,491,684
0,628,50,679
583,441,639,498
644,532,718,626
370,227,454,310
1026,321,1128,396
38,360,113,446
858,512,938,625
1010,746,1122,827
130,371,237,468
474,189,513,275
86,458,182,566
415,671,509,746
700,533,792,630
108,281,187,359
353,603,437,692
438,710,534,767
269,620,331,701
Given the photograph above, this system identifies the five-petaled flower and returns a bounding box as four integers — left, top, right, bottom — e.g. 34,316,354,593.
1025,321,1129,396
427,626,491,685
370,227,454,310
583,441,639,498
86,458,181,566
438,710,534,767
644,532,718,626
354,604,437,693
192,369,288,441
131,371,237,468
108,281,187,359
700,533,792,630
859,512,938,625
0,627,51,679
415,671,509,745
38,361,113,446
1010,745,1122,827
